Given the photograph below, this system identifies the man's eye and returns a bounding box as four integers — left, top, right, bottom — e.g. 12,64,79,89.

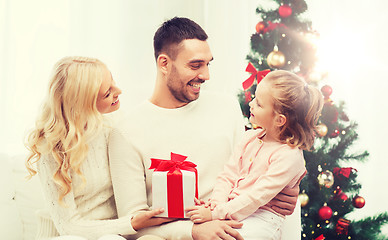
191,65,200,69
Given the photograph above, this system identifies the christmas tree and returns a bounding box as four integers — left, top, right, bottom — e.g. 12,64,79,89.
237,0,388,239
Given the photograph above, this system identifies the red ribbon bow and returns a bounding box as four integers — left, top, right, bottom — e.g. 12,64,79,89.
263,21,288,34
149,152,198,218
242,62,270,90
336,218,350,235
333,167,357,179
315,234,325,240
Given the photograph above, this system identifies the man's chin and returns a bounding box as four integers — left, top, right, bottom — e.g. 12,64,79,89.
183,92,200,103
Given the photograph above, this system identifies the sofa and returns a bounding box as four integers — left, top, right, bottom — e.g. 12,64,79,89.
0,153,45,239
0,153,301,240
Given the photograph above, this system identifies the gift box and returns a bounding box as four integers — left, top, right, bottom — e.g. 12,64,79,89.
149,152,198,218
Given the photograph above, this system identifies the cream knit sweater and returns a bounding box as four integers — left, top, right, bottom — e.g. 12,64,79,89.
109,91,246,239
36,127,135,240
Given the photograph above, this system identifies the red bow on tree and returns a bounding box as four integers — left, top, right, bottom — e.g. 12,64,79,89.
263,21,288,34
333,167,357,180
315,234,325,240
336,218,351,235
242,62,270,90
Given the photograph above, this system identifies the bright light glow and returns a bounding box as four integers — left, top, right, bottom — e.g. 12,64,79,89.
314,28,365,77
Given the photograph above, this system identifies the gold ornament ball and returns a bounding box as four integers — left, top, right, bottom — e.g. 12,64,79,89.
316,123,328,137
299,193,309,207
317,170,334,188
267,50,286,68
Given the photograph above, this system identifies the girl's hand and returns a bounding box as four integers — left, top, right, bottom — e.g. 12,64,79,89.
209,201,217,211
131,208,174,231
194,197,206,206
195,197,217,210
185,205,212,224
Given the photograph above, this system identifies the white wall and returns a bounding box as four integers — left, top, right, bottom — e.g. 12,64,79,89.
1,0,387,235
0,0,256,153
307,0,388,234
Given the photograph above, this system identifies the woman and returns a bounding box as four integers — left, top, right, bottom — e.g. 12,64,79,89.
25,56,168,240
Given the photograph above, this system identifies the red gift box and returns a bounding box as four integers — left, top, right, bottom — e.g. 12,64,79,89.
149,152,198,218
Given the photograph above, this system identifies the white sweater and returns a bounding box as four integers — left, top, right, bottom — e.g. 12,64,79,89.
109,91,246,239
37,127,135,240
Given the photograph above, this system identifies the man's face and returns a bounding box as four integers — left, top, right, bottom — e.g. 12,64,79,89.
166,39,213,106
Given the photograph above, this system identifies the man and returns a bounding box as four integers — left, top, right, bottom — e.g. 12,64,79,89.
109,17,300,239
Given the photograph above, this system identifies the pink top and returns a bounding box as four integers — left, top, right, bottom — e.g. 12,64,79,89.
210,128,306,221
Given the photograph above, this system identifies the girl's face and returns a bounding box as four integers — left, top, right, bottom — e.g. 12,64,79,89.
96,67,122,114
249,79,277,133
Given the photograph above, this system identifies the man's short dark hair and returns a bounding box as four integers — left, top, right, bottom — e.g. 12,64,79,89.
153,17,208,61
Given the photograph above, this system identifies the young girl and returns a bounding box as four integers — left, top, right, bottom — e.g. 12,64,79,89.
186,70,323,239
25,56,168,240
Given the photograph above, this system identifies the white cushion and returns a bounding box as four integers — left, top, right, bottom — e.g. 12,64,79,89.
11,154,45,240
281,199,301,239
0,153,23,240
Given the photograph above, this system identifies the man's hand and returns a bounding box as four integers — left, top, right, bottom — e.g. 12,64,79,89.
131,208,174,231
192,220,244,240
269,170,306,215
186,205,212,223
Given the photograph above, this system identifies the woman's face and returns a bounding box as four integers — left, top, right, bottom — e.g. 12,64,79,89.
96,67,122,114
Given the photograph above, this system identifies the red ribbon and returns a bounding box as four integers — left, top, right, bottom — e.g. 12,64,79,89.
244,91,252,104
242,62,270,90
263,21,288,34
333,167,357,179
336,218,350,235
149,152,198,218
315,234,325,240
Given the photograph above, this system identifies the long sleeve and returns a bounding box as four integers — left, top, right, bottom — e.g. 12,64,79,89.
210,132,251,204
108,126,150,217
211,136,306,221
37,131,135,239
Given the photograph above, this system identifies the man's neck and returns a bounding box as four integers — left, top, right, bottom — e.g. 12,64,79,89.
149,93,188,109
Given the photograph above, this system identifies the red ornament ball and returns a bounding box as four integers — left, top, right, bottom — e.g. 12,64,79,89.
256,21,266,33
338,192,348,201
330,128,340,138
353,195,366,208
278,4,292,18
318,205,333,220
321,85,333,99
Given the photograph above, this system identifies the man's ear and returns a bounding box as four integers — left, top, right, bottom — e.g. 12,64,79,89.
275,114,287,127
157,54,169,74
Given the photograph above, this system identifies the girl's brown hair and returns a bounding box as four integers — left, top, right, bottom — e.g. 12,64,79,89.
264,70,324,150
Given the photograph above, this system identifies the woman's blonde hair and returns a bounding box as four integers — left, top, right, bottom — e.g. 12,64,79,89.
264,70,324,150
25,56,107,203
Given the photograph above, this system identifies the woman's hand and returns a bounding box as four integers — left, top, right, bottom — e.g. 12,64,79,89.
131,208,175,231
